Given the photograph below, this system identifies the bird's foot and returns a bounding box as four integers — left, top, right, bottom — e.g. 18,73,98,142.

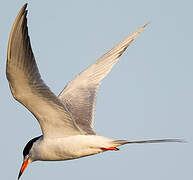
100,147,119,151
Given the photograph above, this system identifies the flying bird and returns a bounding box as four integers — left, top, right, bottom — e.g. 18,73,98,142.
6,4,182,179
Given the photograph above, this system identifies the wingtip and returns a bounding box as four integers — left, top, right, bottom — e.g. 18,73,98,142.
144,21,151,27
141,22,150,29
16,3,28,18
23,3,28,9
19,3,28,17
20,3,28,13
127,22,148,41
7,3,29,61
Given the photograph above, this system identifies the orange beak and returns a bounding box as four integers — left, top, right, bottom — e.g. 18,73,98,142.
18,157,30,179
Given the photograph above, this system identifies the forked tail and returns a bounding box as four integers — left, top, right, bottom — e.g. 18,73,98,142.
113,138,185,146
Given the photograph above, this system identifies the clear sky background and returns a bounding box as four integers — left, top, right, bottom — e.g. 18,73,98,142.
0,1,192,179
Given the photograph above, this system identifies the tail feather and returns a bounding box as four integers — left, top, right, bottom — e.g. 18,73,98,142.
113,138,185,146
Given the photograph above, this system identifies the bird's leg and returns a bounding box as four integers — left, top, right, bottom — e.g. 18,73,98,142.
100,147,119,151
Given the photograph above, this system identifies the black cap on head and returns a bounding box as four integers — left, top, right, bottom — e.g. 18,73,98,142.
23,135,42,158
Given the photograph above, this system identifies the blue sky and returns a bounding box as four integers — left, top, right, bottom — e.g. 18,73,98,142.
0,1,192,179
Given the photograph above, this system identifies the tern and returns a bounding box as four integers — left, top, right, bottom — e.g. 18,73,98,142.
7,4,182,179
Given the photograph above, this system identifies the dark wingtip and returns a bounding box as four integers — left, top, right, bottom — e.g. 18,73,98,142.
20,3,28,14
20,3,28,18
23,3,28,9
22,3,28,15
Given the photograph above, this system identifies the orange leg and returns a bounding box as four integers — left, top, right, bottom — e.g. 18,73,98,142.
100,147,119,151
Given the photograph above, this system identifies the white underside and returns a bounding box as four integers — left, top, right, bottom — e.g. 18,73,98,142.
30,135,118,161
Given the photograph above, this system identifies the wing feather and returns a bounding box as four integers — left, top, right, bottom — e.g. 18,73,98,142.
58,23,147,134
7,4,82,138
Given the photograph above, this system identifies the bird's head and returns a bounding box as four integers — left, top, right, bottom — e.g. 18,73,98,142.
18,136,41,179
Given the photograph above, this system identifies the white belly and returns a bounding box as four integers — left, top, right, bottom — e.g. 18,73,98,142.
30,135,115,161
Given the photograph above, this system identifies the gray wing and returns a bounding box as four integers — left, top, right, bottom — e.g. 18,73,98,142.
58,23,147,135
6,4,82,138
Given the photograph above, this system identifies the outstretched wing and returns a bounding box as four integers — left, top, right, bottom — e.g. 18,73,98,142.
58,23,147,134
6,4,82,138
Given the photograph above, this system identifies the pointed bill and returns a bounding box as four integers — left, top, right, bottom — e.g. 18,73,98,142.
18,157,31,179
